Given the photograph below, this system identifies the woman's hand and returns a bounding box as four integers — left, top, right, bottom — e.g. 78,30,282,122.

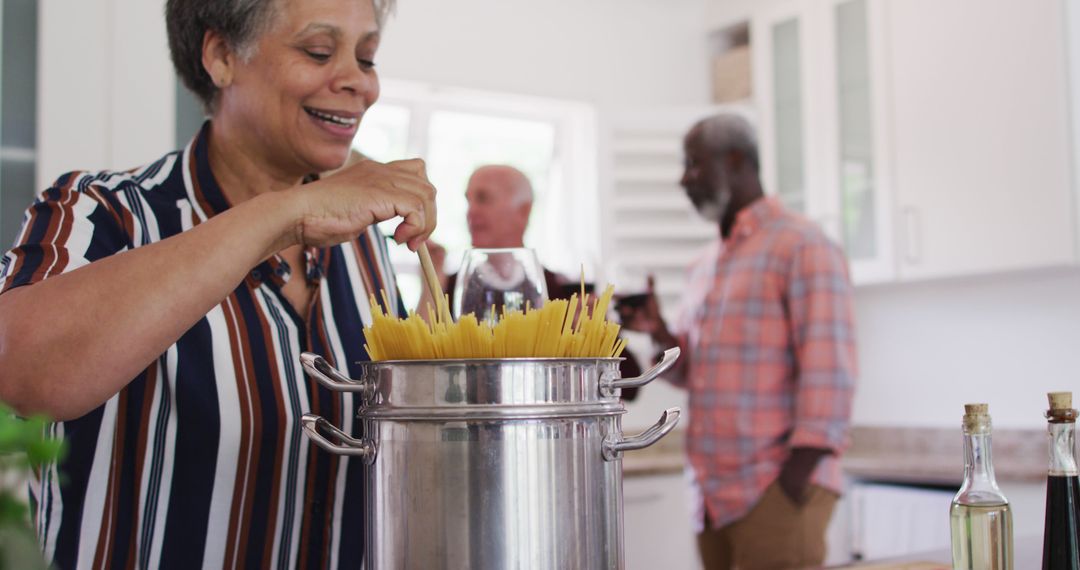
290,158,437,251
0,157,435,420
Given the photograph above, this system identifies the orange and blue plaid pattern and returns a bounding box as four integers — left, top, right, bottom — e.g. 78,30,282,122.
673,197,857,529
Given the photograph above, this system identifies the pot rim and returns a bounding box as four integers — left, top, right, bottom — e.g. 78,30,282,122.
360,403,627,421
356,356,625,366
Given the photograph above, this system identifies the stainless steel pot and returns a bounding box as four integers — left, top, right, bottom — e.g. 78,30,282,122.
300,348,681,570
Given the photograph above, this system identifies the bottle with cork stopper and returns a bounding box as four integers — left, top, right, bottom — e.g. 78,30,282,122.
1042,391,1080,570
950,403,1013,569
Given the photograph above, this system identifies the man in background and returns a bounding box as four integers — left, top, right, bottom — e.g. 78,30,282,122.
436,164,570,298
428,164,643,395
619,113,857,569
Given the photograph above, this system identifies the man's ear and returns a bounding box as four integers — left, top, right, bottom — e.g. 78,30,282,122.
518,201,533,223
202,29,237,89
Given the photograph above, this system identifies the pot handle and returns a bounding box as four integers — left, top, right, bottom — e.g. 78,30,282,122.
300,352,373,397
301,414,375,461
602,407,681,461
599,347,680,397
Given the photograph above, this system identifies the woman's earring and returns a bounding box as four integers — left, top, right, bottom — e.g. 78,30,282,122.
212,71,231,88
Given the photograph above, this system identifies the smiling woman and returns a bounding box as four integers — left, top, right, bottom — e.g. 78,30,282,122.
0,0,436,568
171,0,389,178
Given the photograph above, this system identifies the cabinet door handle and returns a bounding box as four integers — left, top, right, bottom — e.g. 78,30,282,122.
902,207,922,265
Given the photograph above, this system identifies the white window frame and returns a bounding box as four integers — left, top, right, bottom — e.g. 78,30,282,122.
370,78,601,303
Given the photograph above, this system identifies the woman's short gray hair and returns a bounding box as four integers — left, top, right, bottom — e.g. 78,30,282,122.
166,0,396,111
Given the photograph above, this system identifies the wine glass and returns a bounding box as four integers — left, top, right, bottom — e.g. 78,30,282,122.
453,248,548,323
606,260,650,305
606,260,654,328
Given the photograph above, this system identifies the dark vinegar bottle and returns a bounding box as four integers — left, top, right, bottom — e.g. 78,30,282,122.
1042,391,1080,570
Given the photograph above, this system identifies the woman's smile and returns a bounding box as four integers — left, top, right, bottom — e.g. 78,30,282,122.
304,105,362,140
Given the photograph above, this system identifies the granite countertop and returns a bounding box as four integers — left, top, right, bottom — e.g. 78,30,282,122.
842,426,1047,485
619,425,1054,483
830,534,1043,569
621,428,685,477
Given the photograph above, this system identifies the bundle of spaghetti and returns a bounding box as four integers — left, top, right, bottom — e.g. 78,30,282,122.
363,285,629,361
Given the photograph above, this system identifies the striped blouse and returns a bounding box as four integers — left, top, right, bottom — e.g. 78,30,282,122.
0,122,404,569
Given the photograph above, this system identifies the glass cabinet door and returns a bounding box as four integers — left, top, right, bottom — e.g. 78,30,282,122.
754,0,894,284
753,2,814,218
0,0,38,250
835,0,875,259
772,17,807,214
828,0,893,282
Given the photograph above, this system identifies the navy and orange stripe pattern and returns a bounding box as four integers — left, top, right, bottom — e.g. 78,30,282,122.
0,122,403,569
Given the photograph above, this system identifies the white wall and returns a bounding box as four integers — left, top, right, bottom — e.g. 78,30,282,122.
706,0,761,30
379,0,711,434
853,268,1080,429
38,0,709,196
109,0,176,169
37,1,110,188
38,0,174,189
627,267,1080,433
378,0,710,108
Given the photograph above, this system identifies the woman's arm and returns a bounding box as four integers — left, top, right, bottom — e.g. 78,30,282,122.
0,159,436,420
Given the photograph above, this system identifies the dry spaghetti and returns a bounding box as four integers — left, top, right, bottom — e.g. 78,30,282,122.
363,285,628,361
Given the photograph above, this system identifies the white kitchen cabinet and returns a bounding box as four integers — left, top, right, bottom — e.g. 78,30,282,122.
740,0,1077,284
0,0,39,249
886,0,1075,280
846,482,954,560
752,0,896,285
820,0,896,284
622,472,700,570
752,1,816,217
623,471,859,567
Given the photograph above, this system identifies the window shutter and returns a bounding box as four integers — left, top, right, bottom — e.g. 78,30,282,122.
600,106,745,322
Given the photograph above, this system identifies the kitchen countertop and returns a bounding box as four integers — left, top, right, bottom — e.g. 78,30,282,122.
831,534,1042,569
622,425,1053,482
842,426,1048,485
621,428,685,477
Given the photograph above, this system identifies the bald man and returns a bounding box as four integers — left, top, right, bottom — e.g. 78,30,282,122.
427,165,643,396
435,164,566,301
465,165,534,249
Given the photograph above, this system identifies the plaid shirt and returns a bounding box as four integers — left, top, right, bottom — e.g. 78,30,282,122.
670,197,856,530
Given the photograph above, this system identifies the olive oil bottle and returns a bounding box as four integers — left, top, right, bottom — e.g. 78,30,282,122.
950,403,1014,570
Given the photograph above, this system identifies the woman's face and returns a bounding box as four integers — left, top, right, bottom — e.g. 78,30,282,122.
216,0,381,175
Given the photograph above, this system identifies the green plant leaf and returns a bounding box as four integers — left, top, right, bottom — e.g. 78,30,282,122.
26,440,65,465
0,493,28,525
0,524,49,570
